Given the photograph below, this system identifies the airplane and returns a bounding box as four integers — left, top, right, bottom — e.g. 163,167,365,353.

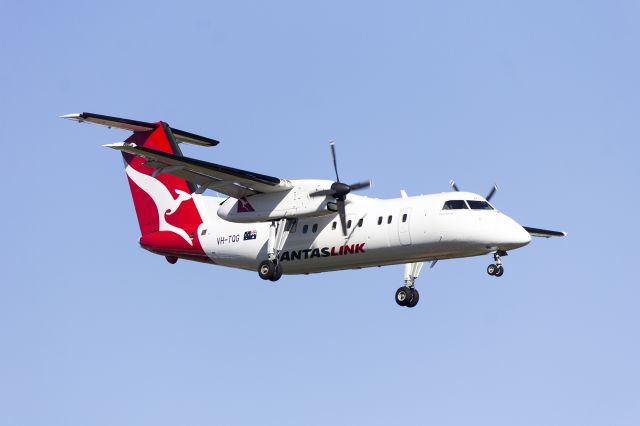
63,112,566,308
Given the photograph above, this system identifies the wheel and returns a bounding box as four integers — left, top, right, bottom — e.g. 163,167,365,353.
258,260,275,280
165,256,178,264
406,287,420,308
269,262,284,282
487,264,497,276
395,286,411,306
494,265,504,277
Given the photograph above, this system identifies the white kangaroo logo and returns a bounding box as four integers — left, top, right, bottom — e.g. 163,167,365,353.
126,165,194,245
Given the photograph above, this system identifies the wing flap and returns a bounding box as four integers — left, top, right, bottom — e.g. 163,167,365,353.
106,142,291,197
523,226,567,238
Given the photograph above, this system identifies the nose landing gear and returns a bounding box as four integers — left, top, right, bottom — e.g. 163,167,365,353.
487,250,507,277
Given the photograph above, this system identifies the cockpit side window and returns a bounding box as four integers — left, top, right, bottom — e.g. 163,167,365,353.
442,200,468,210
467,200,494,210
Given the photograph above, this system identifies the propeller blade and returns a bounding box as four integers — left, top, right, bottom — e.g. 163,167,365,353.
337,198,348,236
329,140,340,182
450,180,460,192
310,189,336,197
486,184,498,202
349,180,371,191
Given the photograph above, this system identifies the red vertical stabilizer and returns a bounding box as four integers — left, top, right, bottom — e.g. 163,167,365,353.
121,123,209,262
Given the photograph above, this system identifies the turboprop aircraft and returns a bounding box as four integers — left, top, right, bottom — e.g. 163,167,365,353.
63,112,566,308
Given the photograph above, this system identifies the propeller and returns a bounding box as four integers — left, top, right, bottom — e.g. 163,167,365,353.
485,184,498,202
450,180,498,202
311,141,371,236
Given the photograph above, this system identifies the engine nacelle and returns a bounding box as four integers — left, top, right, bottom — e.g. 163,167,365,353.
217,179,337,223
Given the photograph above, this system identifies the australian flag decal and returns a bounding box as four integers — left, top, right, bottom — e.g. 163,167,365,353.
243,230,257,241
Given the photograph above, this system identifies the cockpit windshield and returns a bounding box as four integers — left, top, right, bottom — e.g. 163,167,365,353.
467,200,494,210
442,200,468,210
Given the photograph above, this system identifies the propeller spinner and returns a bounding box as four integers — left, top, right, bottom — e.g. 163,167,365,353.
311,141,371,236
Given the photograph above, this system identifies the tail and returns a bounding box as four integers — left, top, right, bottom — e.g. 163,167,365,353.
122,122,211,260
63,112,214,262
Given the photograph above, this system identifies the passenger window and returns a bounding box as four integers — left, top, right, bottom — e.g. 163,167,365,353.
358,219,363,227
387,215,393,224
402,214,407,223
347,220,352,228
467,200,494,210
312,224,318,233
302,224,309,233
378,216,383,225
332,221,337,230
442,200,468,210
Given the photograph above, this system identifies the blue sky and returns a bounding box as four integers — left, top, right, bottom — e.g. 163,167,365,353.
2,1,639,425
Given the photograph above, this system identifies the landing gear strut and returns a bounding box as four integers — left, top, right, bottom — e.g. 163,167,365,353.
395,261,425,308
487,250,507,277
258,218,294,282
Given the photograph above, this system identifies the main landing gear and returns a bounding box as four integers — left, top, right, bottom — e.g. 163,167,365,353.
258,218,294,282
487,250,507,277
395,261,425,308
395,286,420,308
258,260,283,281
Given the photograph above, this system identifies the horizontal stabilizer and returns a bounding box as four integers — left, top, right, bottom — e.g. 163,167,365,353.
523,226,567,238
61,112,219,147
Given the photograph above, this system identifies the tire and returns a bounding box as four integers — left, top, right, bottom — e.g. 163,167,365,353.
395,287,411,306
487,264,497,276
406,288,420,308
269,263,284,282
494,265,504,277
258,260,275,280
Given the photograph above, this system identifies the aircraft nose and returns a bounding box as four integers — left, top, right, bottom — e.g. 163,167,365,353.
504,218,531,249
514,223,532,246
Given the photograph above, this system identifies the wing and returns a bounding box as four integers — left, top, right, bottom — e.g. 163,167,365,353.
106,142,292,198
523,226,567,238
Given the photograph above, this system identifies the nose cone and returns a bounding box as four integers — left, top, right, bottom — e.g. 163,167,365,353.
513,224,532,247
502,218,531,250
480,214,532,251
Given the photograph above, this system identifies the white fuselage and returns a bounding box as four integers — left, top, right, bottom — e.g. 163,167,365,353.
189,191,531,275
